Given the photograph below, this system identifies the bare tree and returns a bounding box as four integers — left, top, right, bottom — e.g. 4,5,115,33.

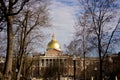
0,0,29,79
13,1,50,80
66,0,120,80
78,0,120,80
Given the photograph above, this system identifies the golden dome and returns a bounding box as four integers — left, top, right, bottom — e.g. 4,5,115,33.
47,34,61,51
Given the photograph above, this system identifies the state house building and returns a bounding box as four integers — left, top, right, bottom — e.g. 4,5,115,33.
32,34,99,79
0,34,119,80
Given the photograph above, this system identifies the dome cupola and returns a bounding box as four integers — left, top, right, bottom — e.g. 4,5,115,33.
47,34,61,51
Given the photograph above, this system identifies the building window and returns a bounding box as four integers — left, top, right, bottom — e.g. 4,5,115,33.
42,59,44,66
46,59,48,66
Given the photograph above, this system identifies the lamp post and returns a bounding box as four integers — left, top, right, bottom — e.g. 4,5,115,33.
73,55,76,80
108,56,113,80
37,55,40,78
94,67,97,80
83,52,86,80
15,68,18,80
108,56,113,63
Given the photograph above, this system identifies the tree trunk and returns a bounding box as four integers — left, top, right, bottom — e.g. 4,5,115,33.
16,30,26,80
3,16,14,80
17,59,23,80
99,57,103,80
98,32,102,80
16,45,24,80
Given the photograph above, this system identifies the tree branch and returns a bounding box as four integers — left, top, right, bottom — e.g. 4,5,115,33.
7,0,29,16
102,18,120,59
12,0,18,6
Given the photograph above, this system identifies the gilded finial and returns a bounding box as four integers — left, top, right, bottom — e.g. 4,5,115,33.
52,33,55,40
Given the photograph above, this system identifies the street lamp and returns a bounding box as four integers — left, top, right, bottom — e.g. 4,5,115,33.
108,56,113,63
15,68,18,79
108,56,114,79
83,52,86,80
73,55,76,80
94,67,98,80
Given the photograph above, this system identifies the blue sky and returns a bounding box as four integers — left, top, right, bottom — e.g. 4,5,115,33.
0,0,80,54
0,0,120,55
41,0,120,53
44,0,80,51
